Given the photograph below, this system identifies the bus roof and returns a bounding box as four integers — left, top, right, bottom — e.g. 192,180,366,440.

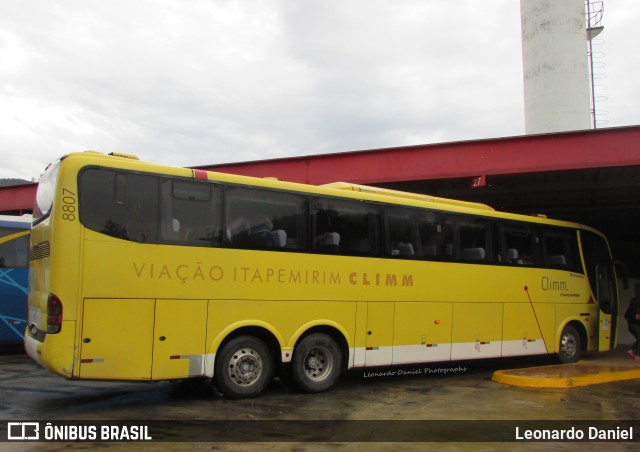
323,182,495,211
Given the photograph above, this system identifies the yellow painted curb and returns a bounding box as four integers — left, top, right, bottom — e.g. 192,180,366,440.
492,364,640,388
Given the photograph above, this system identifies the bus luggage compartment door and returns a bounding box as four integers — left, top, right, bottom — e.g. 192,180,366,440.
152,299,207,380
365,301,394,366
79,298,154,380
451,302,503,360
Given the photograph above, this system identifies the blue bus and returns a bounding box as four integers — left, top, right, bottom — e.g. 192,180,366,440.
0,215,31,345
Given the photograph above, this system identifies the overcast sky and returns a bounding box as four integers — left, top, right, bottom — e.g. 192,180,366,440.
1,0,639,180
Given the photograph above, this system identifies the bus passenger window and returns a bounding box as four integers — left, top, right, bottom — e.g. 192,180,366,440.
417,212,443,259
313,206,340,253
443,219,456,260
452,215,491,263
499,223,538,266
226,187,307,251
159,180,222,247
79,169,159,244
312,198,381,256
386,207,416,258
227,216,251,246
543,229,580,271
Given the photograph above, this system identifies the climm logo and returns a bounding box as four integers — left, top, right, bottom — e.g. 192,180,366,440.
348,272,414,287
541,276,568,292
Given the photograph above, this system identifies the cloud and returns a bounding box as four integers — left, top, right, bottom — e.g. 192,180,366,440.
0,0,637,181
275,0,524,147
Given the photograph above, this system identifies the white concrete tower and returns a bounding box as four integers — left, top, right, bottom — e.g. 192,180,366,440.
521,0,592,134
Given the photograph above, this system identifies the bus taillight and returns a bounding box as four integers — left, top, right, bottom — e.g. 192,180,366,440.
47,294,63,334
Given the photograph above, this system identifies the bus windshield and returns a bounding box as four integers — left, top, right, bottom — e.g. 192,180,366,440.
33,160,61,224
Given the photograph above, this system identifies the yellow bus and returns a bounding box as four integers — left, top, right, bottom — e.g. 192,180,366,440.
25,151,619,398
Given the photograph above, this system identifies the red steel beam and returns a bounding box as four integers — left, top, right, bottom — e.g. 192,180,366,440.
1,126,639,213
201,125,640,185
0,183,37,212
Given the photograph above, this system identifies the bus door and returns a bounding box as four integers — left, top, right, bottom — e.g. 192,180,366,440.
393,302,452,364
80,298,207,380
365,301,394,365
594,262,616,351
581,231,618,352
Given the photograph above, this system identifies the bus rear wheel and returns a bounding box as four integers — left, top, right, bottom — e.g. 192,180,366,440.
291,333,342,393
214,335,273,399
558,325,581,364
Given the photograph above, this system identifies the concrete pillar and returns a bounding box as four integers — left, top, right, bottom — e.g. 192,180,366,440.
521,0,592,134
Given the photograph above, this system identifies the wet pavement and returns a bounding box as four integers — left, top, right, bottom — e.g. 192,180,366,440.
0,345,639,451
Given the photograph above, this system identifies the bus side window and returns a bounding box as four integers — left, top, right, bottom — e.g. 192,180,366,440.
226,187,307,251
312,198,381,257
499,222,539,266
448,215,492,263
117,174,159,244
226,215,251,247
442,218,457,260
417,211,444,259
159,180,222,247
385,207,417,258
313,206,340,253
542,229,580,272
79,169,159,244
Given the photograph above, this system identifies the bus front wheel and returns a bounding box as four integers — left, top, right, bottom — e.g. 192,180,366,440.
558,325,581,364
214,335,274,399
291,333,342,393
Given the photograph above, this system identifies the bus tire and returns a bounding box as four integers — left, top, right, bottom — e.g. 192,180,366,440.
291,333,342,393
558,325,581,364
214,335,273,399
